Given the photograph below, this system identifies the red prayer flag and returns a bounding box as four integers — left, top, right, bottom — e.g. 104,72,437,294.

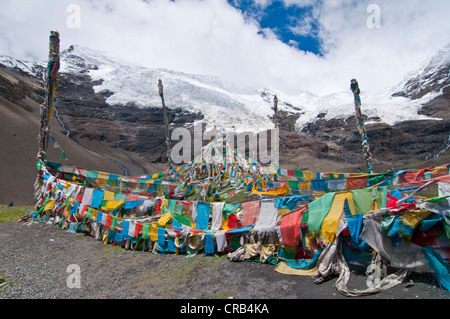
157,199,162,213
134,223,142,237
346,176,368,190
80,205,88,216
279,206,307,248
105,215,113,229
241,200,261,227
400,168,428,185
227,213,239,229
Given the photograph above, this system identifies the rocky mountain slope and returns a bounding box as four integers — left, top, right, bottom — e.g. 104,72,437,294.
1,44,449,205
0,61,167,205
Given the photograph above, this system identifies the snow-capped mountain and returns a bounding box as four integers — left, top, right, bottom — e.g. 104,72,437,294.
1,42,450,179
59,45,278,133
0,55,45,78
290,44,450,130
392,43,450,100
60,44,449,133
1,43,448,134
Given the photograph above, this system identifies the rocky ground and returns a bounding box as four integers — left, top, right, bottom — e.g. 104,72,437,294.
0,221,448,306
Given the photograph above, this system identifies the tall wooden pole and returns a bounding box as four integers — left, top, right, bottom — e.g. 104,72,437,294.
158,79,173,169
273,95,278,129
38,30,60,163
273,95,279,169
351,79,373,173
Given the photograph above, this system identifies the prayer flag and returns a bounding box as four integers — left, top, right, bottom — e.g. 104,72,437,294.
105,215,113,229
196,202,210,230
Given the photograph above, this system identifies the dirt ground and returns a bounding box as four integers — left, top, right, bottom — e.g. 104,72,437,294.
0,219,448,315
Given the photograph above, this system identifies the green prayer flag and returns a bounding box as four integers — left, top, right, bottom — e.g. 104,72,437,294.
444,221,450,239
223,202,241,217
288,181,299,190
350,186,387,214
111,218,117,231
142,223,150,240
307,192,335,235
425,195,450,203
86,170,99,179
114,193,127,201
368,174,387,186
175,214,191,227
168,199,178,215
294,170,303,178
85,207,93,219
59,149,67,160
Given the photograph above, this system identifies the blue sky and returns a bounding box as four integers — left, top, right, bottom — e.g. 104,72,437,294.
1,0,450,96
228,0,323,54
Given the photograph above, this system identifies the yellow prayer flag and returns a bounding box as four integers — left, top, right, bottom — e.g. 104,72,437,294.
102,229,109,245
299,181,312,191
150,223,158,241
157,212,173,227
161,199,169,210
320,192,356,244
251,183,289,196
303,171,314,179
105,200,125,210
43,200,56,212
401,210,432,229
275,261,319,276
103,190,115,201
65,205,70,217
221,219,230,230
97,172,109,181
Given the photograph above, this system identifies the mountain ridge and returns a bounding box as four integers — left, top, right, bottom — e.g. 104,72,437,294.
1,44,450,204
2,43,448,134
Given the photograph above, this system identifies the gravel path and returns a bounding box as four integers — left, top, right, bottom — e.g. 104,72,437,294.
1,221,449,303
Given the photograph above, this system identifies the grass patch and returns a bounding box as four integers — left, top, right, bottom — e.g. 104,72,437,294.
0,205,35,222
210,289,234,299
0,269,18,294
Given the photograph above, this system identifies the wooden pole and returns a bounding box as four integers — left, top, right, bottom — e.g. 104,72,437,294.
39,30,60,163
273,95,279,169
158,79,173,169
273,95,278,129
351,79,373,173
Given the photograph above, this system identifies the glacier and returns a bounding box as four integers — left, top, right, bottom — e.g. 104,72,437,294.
1,43,447,134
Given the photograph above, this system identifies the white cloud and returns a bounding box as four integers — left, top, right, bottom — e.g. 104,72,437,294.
0,0,449,97
281,0,316,8
289,14,315,36
314,0,450,93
